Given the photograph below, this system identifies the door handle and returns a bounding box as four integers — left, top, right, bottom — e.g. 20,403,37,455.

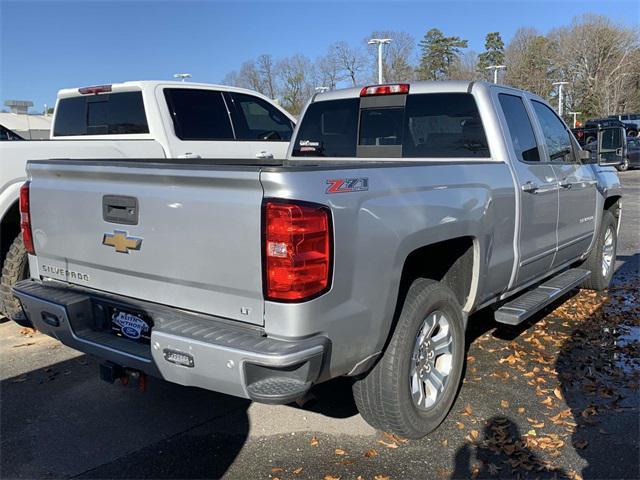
521,181,539,194
178,152,201,159
256,151,274,159
558,179,572,189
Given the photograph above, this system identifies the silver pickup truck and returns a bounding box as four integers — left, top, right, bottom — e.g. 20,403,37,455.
13,81,625,438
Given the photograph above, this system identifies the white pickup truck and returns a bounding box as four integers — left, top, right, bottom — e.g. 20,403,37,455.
0,81,296,317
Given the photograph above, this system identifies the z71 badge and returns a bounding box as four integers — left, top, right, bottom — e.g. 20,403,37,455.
326,178,369,194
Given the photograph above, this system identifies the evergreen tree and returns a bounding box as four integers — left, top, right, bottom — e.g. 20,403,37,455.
477,32,505,79
417,28,468,80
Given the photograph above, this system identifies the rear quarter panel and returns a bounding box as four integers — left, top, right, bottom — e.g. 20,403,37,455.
260,161,515,377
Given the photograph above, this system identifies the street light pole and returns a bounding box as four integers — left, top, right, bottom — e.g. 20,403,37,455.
568,111,582,129
485,65,506,84
174,73,192,82
552,81,569,117
368,38,392,84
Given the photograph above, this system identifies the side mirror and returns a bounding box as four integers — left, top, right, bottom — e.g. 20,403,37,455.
597,126,626,166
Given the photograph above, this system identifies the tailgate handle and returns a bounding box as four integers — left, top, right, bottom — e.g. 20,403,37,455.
103,195,138,225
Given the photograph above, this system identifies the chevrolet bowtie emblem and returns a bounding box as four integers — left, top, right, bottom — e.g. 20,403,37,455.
102,231,143,254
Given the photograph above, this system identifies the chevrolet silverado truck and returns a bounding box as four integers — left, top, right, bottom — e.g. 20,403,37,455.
13,81,625,438
0,81,296,318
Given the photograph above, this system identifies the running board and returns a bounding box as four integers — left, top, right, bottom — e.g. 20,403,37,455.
495,268,591,326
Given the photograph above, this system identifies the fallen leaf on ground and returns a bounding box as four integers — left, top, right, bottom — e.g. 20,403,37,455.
309,436,319,447
573,439,589,449
324,476,341,480
364,448,378,458
271,467,283,473
500,399,509,408
383,432,407,444
293,467,303,475
334,448,346,456
374,475,390,480
377,440,399,449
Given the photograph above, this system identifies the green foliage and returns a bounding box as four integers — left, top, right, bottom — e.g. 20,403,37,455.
417,28,468,80
477,32,505,77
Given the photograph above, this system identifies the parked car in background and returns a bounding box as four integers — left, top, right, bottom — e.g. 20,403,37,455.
609,113,640,133
586,136,640,171
12,81,625,439
0,125,25,141
0,81,296,319
572,117,637,146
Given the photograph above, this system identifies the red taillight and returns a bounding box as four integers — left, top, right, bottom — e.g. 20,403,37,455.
359,83,409,97
19,181,35,255
263,200,332,301
78,84,112,95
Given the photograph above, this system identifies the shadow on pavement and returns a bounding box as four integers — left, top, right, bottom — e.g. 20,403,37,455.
451,416,568,479
555,275,640,480
0,353,251,479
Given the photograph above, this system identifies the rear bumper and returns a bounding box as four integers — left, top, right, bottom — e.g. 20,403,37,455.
13,279,327,404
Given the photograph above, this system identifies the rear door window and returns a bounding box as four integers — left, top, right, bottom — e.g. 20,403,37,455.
164,89,234,140
498,94,541,163
54,91,149,136
292,98,359,157
227,92,293,141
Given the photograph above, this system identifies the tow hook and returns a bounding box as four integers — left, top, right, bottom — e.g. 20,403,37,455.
99,361,148,392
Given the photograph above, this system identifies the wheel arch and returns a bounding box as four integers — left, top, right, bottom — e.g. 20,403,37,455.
1,199,20,266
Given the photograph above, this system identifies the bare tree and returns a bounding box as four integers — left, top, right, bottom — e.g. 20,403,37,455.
504,27,556,99
449,51,482,80
257,54,278,99
277,54,315,115
549,14,640,117
315,53,344,90
222,70,240,87
365,30,416,82
332,41,366,86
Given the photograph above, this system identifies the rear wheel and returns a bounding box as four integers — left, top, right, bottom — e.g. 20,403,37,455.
352,278,465,438
582,210,617,291
0,234,29,319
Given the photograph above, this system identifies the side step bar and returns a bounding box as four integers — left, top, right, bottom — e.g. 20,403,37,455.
495,268,591,326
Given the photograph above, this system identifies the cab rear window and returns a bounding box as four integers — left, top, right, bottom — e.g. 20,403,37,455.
292,93,489,158
54,91,149,136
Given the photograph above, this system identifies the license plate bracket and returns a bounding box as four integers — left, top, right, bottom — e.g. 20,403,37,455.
109,307,153,344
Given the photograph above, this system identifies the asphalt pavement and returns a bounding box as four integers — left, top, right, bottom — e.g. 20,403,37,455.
1,171,638,480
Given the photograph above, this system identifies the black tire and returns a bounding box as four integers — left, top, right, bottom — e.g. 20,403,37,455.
582,210,617,291
352,278,465,439
585,136,596,145
0,234,29,319
616,158,629,172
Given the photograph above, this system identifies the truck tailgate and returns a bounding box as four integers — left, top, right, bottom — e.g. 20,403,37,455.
26,160,265,325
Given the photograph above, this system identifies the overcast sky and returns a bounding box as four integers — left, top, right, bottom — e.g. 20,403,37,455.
1,0,638,112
